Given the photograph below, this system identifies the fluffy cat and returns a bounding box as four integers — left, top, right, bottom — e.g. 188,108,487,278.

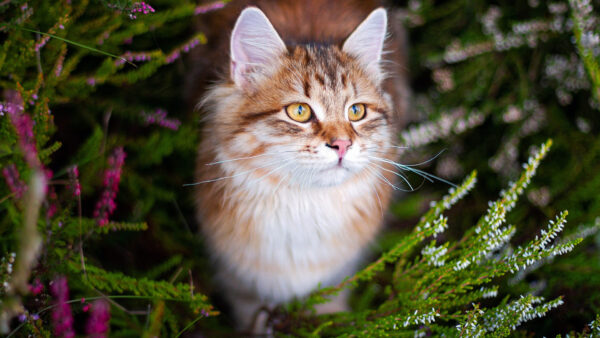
192,0,408,331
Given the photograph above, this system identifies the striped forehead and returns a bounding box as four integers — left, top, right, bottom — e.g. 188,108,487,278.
297,46,354,91
289,46,357,119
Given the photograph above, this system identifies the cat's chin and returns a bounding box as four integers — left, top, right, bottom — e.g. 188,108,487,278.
310,166,356,187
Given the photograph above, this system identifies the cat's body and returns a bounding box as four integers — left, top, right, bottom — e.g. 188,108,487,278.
192,0,408,331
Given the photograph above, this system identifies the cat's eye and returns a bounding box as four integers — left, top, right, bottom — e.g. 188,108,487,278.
286,103,312,123
348,103,366,121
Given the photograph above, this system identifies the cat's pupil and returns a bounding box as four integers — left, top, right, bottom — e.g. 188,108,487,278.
351,105,357,115
298,106,304,114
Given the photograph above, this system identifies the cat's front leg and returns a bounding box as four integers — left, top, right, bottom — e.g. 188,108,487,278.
228,291,275,335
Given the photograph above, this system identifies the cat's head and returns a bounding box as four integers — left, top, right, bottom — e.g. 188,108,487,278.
205,7,395,188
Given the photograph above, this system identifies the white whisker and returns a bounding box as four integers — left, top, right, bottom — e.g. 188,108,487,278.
367,156,433,182
184,159,282,186
367,155,456,187
394,149,446,168
367,160,414,191
383,145,409,149
204,151,293,165
367,150,399,155
365,165,409,192
247,160,294,186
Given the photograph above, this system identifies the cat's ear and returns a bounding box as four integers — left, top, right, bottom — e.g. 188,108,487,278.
230,7,287,88
342,8,387,82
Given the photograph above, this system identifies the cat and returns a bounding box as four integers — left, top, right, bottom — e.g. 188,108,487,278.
192,0,409,332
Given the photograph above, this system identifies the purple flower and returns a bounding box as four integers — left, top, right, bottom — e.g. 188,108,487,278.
97,32,110,45
2,164,26,199
141,109,181,130
55,52,65,77
194,1,225,15
67,165,81,197
6,91,40,168
165,51,180,64
128,1,155,19
50,276,75,338
28,278,44,295
44,169,59,218
86,299,110,337
93,148,126,226
165,37,201,64
34,35,51,52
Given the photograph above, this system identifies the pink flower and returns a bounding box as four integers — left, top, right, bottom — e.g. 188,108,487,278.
28,278,44,295
45,169,58,218
93,148,126,226
34,35,51,52
115,51,154,66
50,276,75,338
6,91,40,168
55,52,65,77
194,1,225,15
128,1,155,19
67,165,81,197
2,164,26,199
86,299,110,337
141,109,181,130
165,37,201,64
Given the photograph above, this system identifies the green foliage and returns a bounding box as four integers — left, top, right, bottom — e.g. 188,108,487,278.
284,141,588,336
0,0,214,335
68,261,212,314
0,0,599,336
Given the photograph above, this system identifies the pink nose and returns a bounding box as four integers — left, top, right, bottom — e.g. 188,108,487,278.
327,139,352,158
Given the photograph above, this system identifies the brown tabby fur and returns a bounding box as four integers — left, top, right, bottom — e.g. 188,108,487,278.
188,0,409,332
186,0,409,122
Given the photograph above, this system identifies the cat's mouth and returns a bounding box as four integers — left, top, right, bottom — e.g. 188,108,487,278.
324,160,350,172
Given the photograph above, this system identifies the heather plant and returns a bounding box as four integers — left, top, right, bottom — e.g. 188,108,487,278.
396,0,600,334
0,0,599,337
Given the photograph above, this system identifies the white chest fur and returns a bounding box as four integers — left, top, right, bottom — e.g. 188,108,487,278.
206,171,383,303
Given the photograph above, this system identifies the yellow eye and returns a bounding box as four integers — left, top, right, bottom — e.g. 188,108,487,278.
286,103,312,122
348,103,366,121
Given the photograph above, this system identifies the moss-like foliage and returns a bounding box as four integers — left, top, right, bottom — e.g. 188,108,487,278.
0,0,599,336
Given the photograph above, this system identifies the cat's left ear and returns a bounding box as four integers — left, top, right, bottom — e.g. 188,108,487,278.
342,8,388,83
230,7,287,88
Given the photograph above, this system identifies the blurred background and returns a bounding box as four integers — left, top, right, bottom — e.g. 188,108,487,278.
1,0,599,336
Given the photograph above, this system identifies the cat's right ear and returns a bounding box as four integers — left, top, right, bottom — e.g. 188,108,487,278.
230,7,286,88
342,8,388,83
